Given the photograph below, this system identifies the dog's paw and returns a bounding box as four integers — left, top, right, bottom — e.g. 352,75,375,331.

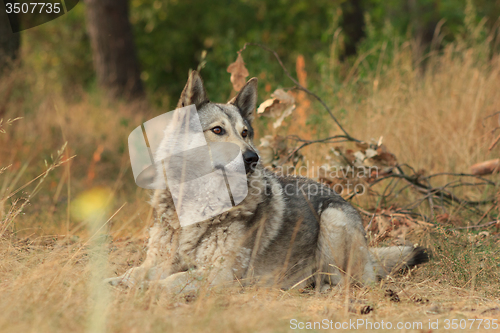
156,271,205,294
320,284,332,293
104,275,150,289
103,276,126,287
104,267,148,288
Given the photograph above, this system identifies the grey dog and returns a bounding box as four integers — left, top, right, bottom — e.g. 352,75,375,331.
106,71,428,292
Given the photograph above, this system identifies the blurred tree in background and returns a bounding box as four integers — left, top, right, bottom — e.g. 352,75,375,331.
0,6,19,74
340,0,365,58
84,0,144,100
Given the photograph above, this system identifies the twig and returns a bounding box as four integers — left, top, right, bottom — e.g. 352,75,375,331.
489,133,500,151
482,111,500,127
279,135,351,165
452,220,498,230
372,166,493,209
474,205,495,226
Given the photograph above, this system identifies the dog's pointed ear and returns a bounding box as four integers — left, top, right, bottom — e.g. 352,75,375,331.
177,70,209,109
229,78,258,123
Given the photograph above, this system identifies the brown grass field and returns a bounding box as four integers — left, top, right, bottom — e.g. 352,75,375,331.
1,25,500,333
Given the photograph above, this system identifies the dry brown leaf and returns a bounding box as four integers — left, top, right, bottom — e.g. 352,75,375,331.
355,142,369,150
227,53,249,91
272,88,295,105
257,99,281,117
373,145,397,166
256,89,296,128
489,133,500,151
470,159,500,175
273,104,295,128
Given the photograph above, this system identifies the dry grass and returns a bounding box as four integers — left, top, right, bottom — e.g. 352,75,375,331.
0,234,498,332
339,43,500,176
1,23,500,332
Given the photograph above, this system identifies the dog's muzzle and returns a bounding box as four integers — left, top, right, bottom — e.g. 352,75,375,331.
242,150,259,174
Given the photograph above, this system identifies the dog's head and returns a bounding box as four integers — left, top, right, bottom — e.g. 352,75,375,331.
177,71,260,174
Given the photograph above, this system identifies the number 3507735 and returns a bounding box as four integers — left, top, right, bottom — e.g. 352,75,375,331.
5,2,62,14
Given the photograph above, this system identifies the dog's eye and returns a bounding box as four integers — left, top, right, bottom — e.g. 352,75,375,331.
211,126,225,135
242,129,248,138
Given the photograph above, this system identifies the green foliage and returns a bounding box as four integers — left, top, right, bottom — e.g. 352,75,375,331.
16,0,500,109
324,0,499,90
21,4,93,97
129,0,340,107
363,0,498,42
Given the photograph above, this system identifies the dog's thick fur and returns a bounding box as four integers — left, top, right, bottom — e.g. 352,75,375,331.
106,71,429,292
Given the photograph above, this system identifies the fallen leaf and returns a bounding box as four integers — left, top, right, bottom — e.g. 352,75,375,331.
272,88,295,105
355,142,369,150
470,159,500,175
227,53,249,91
257,99,281,117
365,148,377,159
256,89,296,128
273,104,295,128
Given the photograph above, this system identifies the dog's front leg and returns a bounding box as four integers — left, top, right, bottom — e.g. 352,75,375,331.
106,223,178,287
155,265,235,293
155,271,202,293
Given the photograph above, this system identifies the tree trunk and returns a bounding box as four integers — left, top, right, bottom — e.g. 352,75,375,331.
84,0,144,100
340,0,365,59
0,7,20,73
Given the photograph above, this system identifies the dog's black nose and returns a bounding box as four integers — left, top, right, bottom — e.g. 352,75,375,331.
243,150,259,172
